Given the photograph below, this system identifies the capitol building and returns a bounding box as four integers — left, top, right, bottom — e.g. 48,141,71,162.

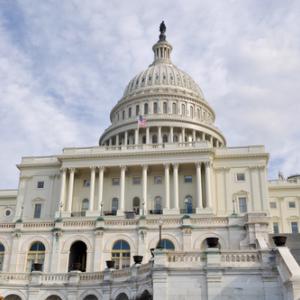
0,22,300,300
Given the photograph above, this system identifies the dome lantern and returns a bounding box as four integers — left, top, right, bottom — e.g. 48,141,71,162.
151,21,173,65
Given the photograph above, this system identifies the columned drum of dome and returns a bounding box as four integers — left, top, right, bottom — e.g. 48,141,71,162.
99,23,226,148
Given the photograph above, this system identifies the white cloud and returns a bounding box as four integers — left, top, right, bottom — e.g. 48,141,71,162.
0,0,299,188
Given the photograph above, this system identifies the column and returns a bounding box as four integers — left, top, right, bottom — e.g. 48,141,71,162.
109,138,112,146
98,167,105,212
196,163,203,212
124,131,128,146
192,130,196,142
59,168,67,211
158,126,162,144
170,127,174,143
142,165,148,214
116,134,119,146
135,129,139,144
173,164,179,210
146,127,150,144
181,128,185,143
67,168,75,212
205,162,212,209
89,167,96,212
119,166,126,215
164,164,170,211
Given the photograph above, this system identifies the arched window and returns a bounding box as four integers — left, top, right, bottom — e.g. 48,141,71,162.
136,105,140,116
112,198,119,215
153,102,158,114
68,241,87,272
144,103,148,115
181,104,186,116
173,135,178,142
163,102,167,114
128,107,132,118
81,199,89,211
133,197,140,215
112,240,130,269
140,290,153,300
122,110,125,120
172,102,177,114
184,195,193,214
4,295,22,300
154,196,162,214
152,135,158,144
157,239,175,250
162,134,168,143
197,108,201,119
46,296,63,300
190,106,194,118
0,243,5,271
27,241,45,272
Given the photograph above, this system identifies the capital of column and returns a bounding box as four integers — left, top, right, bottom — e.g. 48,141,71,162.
142,165,148,171
69,167,76,173
90,166,96,171
173,163,179,170
195,162,202,168
98,166,106,172
204,161,212,168
120,165,127,171
164,163,170,169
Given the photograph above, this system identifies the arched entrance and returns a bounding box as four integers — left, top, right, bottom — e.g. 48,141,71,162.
112,240,130,269
115,293,129,300
0,242,5,271
45,296,62,300
139,290,152,300
68,241,87,272
26,241,46,272
83,296,98,300
4,296,22,300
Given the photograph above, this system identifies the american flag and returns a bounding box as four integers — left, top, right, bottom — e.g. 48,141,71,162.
137,115,147,128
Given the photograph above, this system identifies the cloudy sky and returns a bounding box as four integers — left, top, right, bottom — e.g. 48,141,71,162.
0,0,299,189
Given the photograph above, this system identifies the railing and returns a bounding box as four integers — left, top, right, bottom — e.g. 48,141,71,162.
167,251,205,264
220,251,261,265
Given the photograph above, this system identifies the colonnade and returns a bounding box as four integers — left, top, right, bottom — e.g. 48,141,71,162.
59,162,212,216
103,126,222,148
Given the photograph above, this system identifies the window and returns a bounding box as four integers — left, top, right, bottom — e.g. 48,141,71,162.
163,102,167,114
154,196,162,214
122,110,125,120
172,103,177,114
112,178,120,186
181,104,186,115
133,197,140,214
112,240,130,269
26,242,45,272
128,107,132,118
142,135,146,144
197,108,201,119
270,202,277,209
154,176,162,184
112,198,119,213
190,106,194,118
291,222,299,234
238,197,247,213
173,135,178,142
132,177,141,185
5,209,11,217
162,134,168,143
0,243,4,271
273,223,279,234
34,203,42,219
184,196,193,214
157,239,175,250
184,175,192,183
289,201,296,208
37,181,44,188
144,103,148,115
136,105,139,116
236,173,245,181
153,102,158,114
83,179,90,187
81,199,89,211
152,135,158,144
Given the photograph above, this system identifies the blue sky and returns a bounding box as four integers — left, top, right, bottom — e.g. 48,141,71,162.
0,0,299,189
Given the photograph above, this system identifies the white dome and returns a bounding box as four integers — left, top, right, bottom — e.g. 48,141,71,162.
123,63,205,99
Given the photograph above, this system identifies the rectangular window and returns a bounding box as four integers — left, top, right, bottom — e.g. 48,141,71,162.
112,178,120,186
128,107,132,118
37,181,44,188
236,173,245,181
132,177,141,185
184,175,192,183
83,179,90,187
136,105,139,116
270,202,277,209
289,201,296,208
273,222,279,234
238,197,247,213
291,222,299,234
34,203,42,219
154,176,162,184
